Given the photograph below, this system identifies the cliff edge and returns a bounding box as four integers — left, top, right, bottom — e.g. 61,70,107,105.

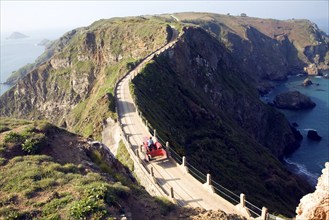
296,162,329,220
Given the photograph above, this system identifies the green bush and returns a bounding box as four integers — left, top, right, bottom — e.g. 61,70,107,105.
21,139,39,154
42,195,73,217
21,133,46,154
85,183,109,201
4,132,24,144
70,197,106,219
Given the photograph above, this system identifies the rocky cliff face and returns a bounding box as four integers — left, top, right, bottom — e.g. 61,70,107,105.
4,29,81,85
0,17,170,139
174,12,329,92
132,26,312,216
296,162,329,220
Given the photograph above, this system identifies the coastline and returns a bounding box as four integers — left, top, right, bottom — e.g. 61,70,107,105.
266,74,329,188
283,158,318,187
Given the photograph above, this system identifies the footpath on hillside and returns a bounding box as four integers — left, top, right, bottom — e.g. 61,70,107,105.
103,26,255,219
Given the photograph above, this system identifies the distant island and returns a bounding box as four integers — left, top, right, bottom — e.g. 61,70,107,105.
6,32,29,39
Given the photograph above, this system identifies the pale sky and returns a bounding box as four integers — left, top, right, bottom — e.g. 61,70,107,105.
1,0,328,33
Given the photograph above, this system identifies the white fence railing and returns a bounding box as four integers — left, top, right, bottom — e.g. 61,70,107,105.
113,28,278,220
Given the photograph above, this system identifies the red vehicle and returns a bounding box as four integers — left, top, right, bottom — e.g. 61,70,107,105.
143,137,167,161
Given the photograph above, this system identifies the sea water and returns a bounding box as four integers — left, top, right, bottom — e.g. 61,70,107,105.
0,29,68,95
265,75,329,186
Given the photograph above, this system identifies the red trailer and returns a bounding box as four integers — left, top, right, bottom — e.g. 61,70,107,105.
143,137,167,161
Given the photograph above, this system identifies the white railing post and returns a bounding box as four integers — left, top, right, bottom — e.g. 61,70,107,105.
154,129,157,142
206,173,211,185
240,193,245,207
180,156,188,174
166,141,171,159
261,207,268,220
203,173,215,193
235,193,251,219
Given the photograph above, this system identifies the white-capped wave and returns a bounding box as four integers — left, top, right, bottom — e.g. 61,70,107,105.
284,158,319,186
302,128,317,131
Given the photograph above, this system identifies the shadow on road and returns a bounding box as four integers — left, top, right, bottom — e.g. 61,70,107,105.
186,198,203,204
157,177,181,182
118,100,136,114
154,158,177,169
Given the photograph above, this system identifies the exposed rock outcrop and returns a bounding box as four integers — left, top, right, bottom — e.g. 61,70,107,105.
4,29,82,85
304,63,319,75
0,18,170,139
296,162,329,220
176,12,329,87
307,130,322,141
303,78,313,86
273,91,316,110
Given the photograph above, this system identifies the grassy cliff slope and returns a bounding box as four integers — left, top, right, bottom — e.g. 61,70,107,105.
0,17,177,140
131,27,312,216
0,118,246,219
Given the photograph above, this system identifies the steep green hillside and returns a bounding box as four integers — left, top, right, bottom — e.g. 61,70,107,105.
0,17,178,140
131,27,312,216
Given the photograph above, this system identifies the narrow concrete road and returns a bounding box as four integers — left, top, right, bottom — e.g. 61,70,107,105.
115,31,239,213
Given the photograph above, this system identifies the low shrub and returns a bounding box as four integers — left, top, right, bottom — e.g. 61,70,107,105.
4,129,46,154
70,196,107,219
4,132,24,144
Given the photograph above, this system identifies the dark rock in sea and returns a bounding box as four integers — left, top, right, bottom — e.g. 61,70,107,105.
303,78,313,86
307,130,322,141
273,91,316,110
6,32,29,39
292,122,299,127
